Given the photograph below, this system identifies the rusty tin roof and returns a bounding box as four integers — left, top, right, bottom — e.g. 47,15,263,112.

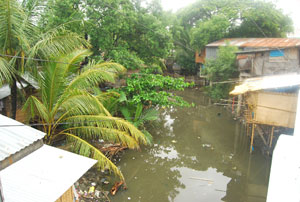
206,38,300,48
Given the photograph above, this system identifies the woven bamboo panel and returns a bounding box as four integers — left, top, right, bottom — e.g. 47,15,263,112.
246,91,297,128
55,186,75,202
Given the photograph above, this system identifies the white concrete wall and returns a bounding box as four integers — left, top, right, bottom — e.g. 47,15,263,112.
266,135,300,202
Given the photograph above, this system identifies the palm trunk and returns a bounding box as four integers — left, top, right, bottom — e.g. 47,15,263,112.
11,78,17,119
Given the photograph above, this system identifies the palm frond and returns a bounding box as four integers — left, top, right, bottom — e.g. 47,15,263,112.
30,28,90,59
96,91,120,113
120,107,133,122
59,92,111,116
134,103,143,122
66,68,116,91
59,126,140,149
62,133,124,180
0,57,13,85
58,49,92,75
87,62,127,74
63,115,152,145
40,62,66,111
23,96,49,122
0,0,34,51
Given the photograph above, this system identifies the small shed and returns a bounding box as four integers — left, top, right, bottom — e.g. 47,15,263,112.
0,115,97,202
230,74,300,153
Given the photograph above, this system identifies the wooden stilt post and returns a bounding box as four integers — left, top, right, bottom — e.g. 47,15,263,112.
269,126,275,149
246,123,249,137
267,126,271,145
250,123,255,153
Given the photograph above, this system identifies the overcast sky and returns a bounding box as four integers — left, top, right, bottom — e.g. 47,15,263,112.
161,0,300,36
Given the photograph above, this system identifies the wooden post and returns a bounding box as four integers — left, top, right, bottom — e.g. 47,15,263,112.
246,123,251,137
250,123,255,153
232,96,235,114
236,76,242,117
269,126,275,149
267,126,271,145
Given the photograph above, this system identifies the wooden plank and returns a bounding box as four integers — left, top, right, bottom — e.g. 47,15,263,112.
246,91,297,128
250,124,255,153
254,106,296,128
255,125,268,146
256,92,297,112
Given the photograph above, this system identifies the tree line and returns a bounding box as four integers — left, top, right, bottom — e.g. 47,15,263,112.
0,0,293,182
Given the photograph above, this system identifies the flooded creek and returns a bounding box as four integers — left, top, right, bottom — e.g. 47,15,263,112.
113,89,271,202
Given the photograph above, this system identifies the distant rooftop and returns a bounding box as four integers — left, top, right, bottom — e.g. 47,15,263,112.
206,38,300,48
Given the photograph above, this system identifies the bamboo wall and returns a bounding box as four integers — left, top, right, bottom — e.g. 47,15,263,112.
247,91,297,128
55,186,77,202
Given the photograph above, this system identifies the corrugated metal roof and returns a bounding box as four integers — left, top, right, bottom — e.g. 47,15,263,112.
0,115,45,161
230,74,300,95
0,82,29,100
0,85,11,100
206,38,300,48
0,144,97,202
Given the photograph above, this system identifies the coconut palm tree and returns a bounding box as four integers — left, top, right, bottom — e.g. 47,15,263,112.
0,0,88,118
23,49,151,180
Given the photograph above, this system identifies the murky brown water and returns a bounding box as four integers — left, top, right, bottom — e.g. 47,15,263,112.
113,89,271,202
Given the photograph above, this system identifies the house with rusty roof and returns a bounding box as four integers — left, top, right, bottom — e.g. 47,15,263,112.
203,38,300,78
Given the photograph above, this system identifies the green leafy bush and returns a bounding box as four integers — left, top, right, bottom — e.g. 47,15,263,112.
118,73,193,108
203,44,238,100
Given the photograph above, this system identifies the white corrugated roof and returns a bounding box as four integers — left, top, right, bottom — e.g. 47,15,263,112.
230,74,300,95
0,82,29,100
0,85,10,100
0,115,45,161
0,144,97,202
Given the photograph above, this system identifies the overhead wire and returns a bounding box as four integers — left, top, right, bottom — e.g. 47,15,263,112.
0,119,139,128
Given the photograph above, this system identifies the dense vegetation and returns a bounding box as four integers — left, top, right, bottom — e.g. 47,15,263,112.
173,0,293,74
204,45,239,100
0,0,293,181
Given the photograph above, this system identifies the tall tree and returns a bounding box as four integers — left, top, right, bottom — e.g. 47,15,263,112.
23,49,152,180
0,0,87,118
171,0,293,74
39,0,173,69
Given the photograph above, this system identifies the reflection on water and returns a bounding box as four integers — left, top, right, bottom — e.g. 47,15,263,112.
113,89,271,202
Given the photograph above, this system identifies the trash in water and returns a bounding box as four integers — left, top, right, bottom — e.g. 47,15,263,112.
202,144,211,148
95,190,101,198
110,181,125,196
88,185,95,194
171,140,177,143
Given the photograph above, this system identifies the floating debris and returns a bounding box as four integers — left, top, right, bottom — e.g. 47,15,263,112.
171,140,177,143
110,181,125,196
202,144,211,148
189,177,214,183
